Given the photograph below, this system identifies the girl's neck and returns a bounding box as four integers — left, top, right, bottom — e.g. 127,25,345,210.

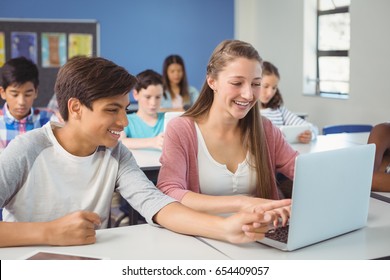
170,83,181,96
199,105,240,136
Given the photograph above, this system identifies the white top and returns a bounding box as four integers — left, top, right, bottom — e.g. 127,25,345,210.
170,94,183,108
0,122,175,228
195,123,256,196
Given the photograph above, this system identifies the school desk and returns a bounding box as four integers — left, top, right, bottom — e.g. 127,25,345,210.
130,148,161,183
0,223,228,260
290,132,369,154
196,197,390,260
129,133,371,170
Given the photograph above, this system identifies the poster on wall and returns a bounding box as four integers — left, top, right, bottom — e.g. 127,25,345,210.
11,31,38,63
41,32,67,67
68,33,93,58
0,32,5,67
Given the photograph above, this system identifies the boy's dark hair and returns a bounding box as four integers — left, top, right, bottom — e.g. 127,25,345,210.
0,57,39,90
134,69,163,92
55,56,137,121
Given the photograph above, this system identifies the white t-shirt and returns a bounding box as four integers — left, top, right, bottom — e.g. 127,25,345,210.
0,122,175,228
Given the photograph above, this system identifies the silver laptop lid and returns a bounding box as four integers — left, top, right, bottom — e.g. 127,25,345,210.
260,144,375,251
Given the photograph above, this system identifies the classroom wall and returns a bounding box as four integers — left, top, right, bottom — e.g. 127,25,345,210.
236,0,390,132
0,0,234,106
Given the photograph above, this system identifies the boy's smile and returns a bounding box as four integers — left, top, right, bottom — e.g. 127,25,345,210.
54,93,130,157
81,94,129,149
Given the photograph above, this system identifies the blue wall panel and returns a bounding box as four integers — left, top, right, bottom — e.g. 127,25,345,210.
0,0,234,91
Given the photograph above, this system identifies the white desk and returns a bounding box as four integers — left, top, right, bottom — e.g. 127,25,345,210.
130,148,161,170
291,132,369,154
374,192,390,199
0,224,229,260
371,191,390,205
129,133,370,167
197,198,390,260
321,132,370,145
130,149,162,184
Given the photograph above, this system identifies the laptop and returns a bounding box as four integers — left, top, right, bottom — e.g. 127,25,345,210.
163,111,183,131
258,144,375,251
279,124,311,143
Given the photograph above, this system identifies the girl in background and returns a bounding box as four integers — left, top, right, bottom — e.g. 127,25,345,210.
161,54,199,111
259,61,318,143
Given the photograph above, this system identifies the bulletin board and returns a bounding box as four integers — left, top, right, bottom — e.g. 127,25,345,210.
0,18,100,107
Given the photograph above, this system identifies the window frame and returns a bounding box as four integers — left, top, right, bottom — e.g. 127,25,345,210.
316,3,350,97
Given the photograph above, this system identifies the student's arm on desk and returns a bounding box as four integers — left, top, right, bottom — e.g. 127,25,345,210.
158,108,185,113
120,131,164,150
0,211,100,247
154,200,291,244
181,192,278,214
368,123,390,192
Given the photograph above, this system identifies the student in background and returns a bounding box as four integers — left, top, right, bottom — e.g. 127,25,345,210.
368,122,390,191
120,69,164,150
259,61,318,144
157,40,296,223
161,54,199,111
47,93,64,123
0,56,291,247
0,57,52,152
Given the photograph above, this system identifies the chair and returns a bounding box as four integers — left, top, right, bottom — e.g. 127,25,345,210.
113,198,142,227
322,124,373,135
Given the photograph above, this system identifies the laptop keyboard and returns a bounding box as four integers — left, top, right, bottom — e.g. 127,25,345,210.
265,225,289,244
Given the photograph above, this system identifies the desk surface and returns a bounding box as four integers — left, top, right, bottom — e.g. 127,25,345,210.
291,132,369,154
0,224,229,260
375,191,390,198
2,199,389,260
130,133,370,169
197,198,390,260
130,148,161,170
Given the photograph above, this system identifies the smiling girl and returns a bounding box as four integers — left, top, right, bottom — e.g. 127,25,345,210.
157,40,297,222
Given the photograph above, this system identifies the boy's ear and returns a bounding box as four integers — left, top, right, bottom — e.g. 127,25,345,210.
33,89,38,99
0,86,6,100
68,97,82,120
132,90,140,101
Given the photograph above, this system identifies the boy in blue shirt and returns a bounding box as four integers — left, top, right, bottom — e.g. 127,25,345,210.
0,57,52,151
120,69,165,150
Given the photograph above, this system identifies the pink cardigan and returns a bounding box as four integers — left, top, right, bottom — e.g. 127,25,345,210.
157,116,298,200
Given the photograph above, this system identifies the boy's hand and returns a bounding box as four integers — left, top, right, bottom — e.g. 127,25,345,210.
153,133,164,150
45,211,101,246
